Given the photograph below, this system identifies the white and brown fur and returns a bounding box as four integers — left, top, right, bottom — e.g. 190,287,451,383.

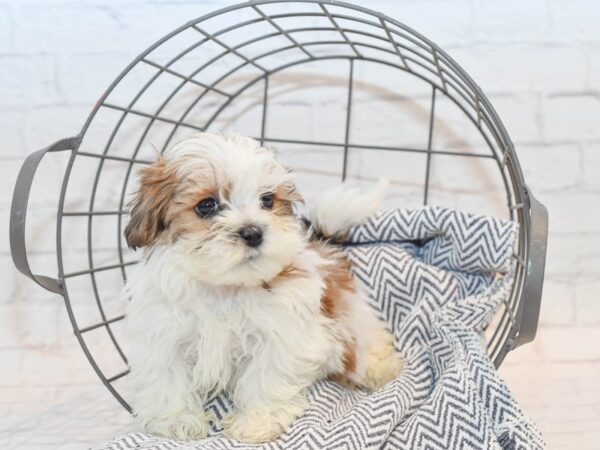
124,132,403,443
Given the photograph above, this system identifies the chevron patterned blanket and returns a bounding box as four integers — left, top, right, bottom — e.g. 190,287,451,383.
95,207,544,450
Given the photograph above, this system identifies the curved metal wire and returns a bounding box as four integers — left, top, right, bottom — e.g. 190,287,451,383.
55,0,530,412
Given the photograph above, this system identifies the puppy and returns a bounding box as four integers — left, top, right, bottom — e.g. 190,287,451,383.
124,132,403,443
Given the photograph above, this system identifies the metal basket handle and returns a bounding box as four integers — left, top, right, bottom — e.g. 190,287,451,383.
9,136,79,295
515,187,548,347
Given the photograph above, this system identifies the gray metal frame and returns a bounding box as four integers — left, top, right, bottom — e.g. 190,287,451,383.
9,0,548,414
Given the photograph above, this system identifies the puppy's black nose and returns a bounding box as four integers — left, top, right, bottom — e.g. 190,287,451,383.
239,226,263,248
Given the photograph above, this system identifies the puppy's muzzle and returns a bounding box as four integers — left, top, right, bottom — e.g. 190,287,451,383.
238,225,263,248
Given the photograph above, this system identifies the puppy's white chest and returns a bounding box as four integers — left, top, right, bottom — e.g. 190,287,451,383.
188,290,266,356
191,285,322,360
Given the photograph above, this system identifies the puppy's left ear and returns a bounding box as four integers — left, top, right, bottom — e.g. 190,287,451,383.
282,181,304,204
125,157,178,250
272,180,303,217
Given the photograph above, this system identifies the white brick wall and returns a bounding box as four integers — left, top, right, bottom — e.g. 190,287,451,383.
1,0,599,419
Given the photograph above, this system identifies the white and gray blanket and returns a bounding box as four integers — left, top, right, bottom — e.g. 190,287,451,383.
95,207,544,450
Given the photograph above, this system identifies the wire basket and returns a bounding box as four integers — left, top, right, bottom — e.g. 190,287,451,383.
10,0,548,413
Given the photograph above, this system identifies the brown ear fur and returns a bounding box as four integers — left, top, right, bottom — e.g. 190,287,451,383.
272,182,303,217
285,182,303,203
124,157,178,250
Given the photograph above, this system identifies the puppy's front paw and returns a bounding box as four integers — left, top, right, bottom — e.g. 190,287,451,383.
145,413,210,441
364,341,404,391
223,411,285,443
223,398,307,444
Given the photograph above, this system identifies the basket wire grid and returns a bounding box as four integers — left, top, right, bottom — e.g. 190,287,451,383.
10,0,548,414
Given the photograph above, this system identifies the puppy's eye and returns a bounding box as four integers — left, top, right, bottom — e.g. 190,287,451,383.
260,192,274,209
194,197,220,218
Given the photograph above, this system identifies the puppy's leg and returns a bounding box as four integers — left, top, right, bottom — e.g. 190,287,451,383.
223,383,308,444
344,292,404,391
362,323,404,391
309,246,403,392
131,357,210,440
223,330,325,443
131,342,209,440
128,319,211,441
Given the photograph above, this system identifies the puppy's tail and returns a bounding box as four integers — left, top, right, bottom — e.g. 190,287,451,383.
304,178,388,241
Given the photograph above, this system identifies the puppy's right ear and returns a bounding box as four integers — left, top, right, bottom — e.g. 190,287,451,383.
125,157,178,250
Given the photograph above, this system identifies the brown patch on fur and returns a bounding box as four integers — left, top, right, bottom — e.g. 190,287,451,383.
272,196,293,216
272,183,302,217
125,152,225,251
160,184,219,245
329,340,358,387
277,264,306,280
313,242,356,319
125,157,179,250
313,241,359,385
328,372,346,385
185,188,220,209
264,263,307,290
342,341,357,373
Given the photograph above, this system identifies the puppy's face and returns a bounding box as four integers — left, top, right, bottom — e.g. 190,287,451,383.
125,133,304,287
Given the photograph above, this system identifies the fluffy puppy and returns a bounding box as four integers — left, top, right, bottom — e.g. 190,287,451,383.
124,132,403,443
